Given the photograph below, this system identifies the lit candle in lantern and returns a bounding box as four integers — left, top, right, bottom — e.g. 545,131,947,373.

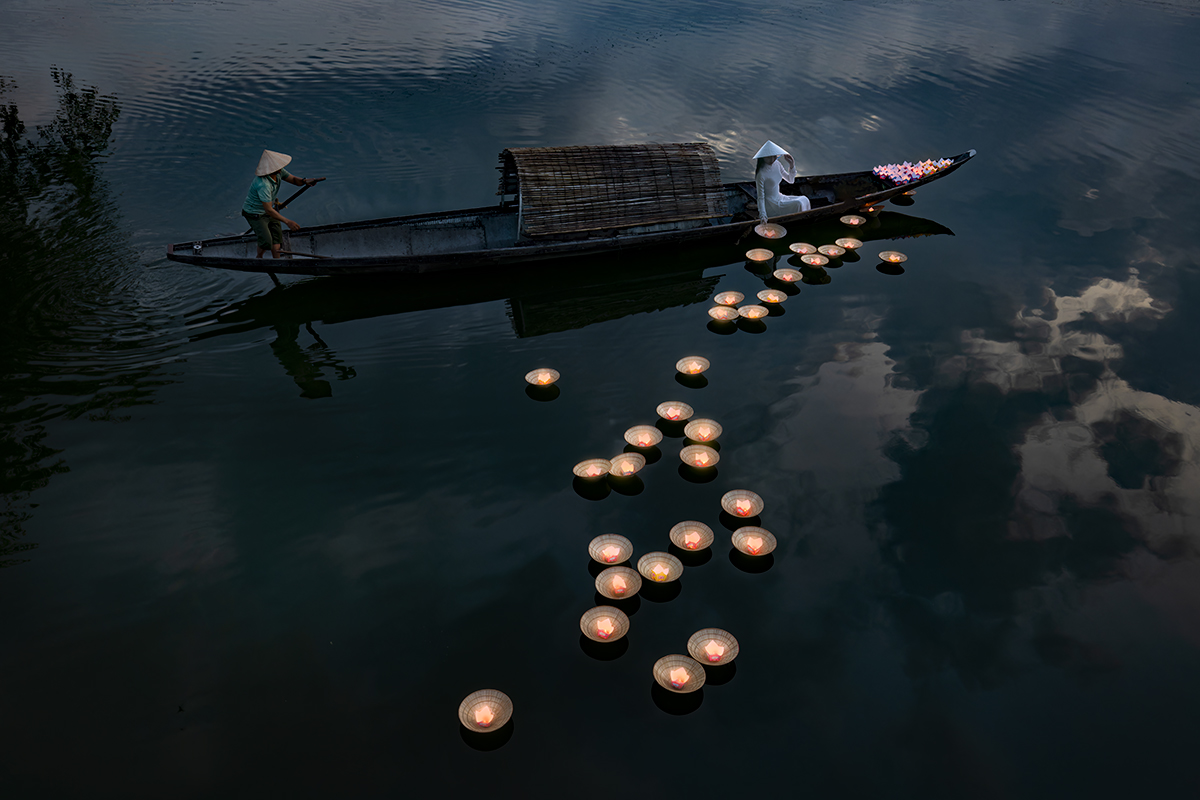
536,372,553,384
669,667,690,689
878,250,908,263
704,640,726,662
735,499,754,516
637,433,653,446
685,361,702,373
474,705,495,727
601,545,622,563
650,563,670,582
586,464,605,477
615,460,634,475
665,406,681,420
694,425,713,440
596,617,615,639
683,531,702,549
745,535,764,554
693,451,711,467
611,575,627,595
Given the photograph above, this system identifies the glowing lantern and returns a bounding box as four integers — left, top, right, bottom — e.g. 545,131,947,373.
676,356,711,375
669,668,690,689
835,237,863,250
746,248,774,262
840,214,866,227
680,444,719,469
773,268,801,282
524,368,560,386
818,244,845,258
878,250,908,263
704,640,726,662
800,253,829,266
601,545,622,563
683,532,702,549
474,705,495,727
714,291,744,306
608,452,645,477
745,535,764,554
788,242,816,255
596,617,615,639
735,499,754,516
650,563,670,582
738,305,768,320
612,575,627,595
709,306,739,321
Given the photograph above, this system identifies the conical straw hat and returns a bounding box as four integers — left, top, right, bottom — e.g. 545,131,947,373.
256,149,292,176
753,140,790,159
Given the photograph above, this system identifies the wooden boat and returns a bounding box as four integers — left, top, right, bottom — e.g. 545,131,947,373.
166,143,975,277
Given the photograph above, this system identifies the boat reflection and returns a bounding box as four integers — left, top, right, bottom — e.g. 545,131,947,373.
189,211,953,397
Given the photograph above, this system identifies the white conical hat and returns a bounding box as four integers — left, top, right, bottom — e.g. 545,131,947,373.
753,140,790,160
256,149,292,176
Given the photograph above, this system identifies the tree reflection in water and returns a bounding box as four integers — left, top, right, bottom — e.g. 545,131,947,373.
1,70,165,566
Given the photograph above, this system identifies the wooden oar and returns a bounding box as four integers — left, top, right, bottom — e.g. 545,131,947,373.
278,249,330,259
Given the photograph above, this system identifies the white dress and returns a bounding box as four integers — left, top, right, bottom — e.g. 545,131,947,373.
755,156,811,223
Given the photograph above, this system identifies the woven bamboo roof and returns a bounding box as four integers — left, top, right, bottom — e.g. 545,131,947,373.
500,143,729,238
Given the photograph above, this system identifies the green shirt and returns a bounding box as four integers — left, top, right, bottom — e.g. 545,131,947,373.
242,168,292,216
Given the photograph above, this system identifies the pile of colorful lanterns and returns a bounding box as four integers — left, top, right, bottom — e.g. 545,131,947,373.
873,158,952,185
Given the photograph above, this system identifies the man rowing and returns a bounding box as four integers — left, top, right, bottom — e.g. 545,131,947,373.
242,149,322,259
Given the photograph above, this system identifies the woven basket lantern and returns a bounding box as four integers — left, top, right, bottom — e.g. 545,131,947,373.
788,242,817,255
675,356,710,375
799,253,829,267
713,291,744,307
738,305,768,320
669,520,715,552
772,267,802,283
524,368,560,386
721,489,764,519
757,289,787,304
624,425,663,449
608,452,646,477
861,204,882,216
708,306,739,322
637,552,683,584
745,248,775,262
732,526,777,557
818,244,845,258
653,655,707,693
680,444,719,469
458,689,514,733
573,458,612,480
839,214,866,227
835,237,863,250
580,605,631,643
596,566,642,599
588,533,633,565
683,418,722,443
656,401,694,423
687,628,740,666
754,222,786,239
878,250,908,264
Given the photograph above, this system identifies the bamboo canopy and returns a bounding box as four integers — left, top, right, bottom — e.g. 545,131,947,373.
499,143,730,238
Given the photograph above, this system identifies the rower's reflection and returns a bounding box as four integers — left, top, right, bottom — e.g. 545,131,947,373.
267,321,356,399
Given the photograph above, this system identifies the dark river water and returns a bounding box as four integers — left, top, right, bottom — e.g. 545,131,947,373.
4,0,1200,796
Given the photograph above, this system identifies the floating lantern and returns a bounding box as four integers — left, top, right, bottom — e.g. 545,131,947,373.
656,401,694,422
755,223,786,239
721,489,764,518
713,291,744,306
708,306,739,322
839,215,866,227
524,368,560,386
683,418,722,443
686,628,740,666
680,444,720,469
738,305,768,320
669,520,715,552
624,425,663,449
878,250,908,263
637,552,683,583
458,689,514,733
757,289,787,304
588,534,633,565
862,205,882,216
596,566,642,600
799,253,829,267
773,268,802,283
732,526,777,557
573,458,612,480
788,242,817,255
746,248,775,262
608,452,646,477
580,605,631,643
818,244,846,258
835,237,863,250
675,356,711,375
653,655,706,694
